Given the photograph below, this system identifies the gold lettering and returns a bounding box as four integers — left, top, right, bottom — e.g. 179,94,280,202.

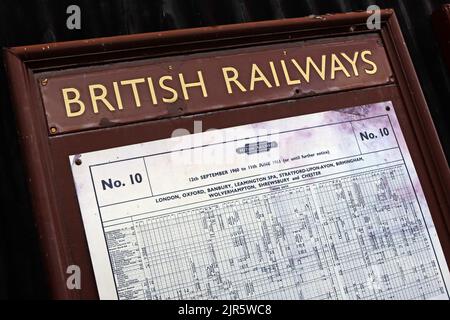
331,54,351,79
250,64,272,91
341,52,360,76
146,77,158,105
159,76,178,103
112,81,123,110
62,88,85,118
120,78,145,107
280,60,301,85
179,71,208,100
222,67,247,94
291,56,327,83
89,84,115,113
269,61,280,87
361,50,378,75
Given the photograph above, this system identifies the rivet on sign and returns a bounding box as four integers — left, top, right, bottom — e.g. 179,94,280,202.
41,78,48,86
75,158,82,166
50,127,57,134
168,65,173,70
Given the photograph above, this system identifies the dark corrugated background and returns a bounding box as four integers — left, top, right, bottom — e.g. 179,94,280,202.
0,0,449,299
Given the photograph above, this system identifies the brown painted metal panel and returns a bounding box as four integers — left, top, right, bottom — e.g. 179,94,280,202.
39,34,392,134
4,10,450,299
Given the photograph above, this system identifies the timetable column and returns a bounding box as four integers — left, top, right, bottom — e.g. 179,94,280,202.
105,222,147,300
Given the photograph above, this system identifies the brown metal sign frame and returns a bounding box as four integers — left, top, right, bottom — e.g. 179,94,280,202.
4,9,450,299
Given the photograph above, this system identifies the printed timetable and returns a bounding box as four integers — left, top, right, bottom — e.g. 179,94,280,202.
70,101,450,300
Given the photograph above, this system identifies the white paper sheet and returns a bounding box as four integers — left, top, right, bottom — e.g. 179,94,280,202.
70,101,450,300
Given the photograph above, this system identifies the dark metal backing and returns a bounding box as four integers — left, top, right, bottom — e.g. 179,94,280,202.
1,1,450,299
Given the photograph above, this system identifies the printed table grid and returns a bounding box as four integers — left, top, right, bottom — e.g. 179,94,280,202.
104,164,448,300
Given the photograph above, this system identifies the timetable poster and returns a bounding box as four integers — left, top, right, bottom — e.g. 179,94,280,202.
70,101,450,300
